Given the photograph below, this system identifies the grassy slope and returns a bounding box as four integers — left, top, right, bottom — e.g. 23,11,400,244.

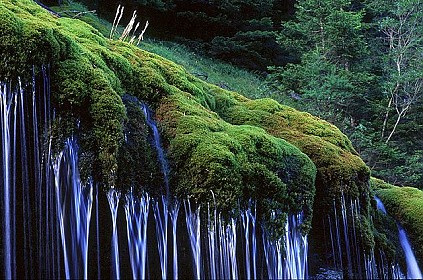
0,0,371,236
50,2,266,100
372,177,423,263
142,39,266,99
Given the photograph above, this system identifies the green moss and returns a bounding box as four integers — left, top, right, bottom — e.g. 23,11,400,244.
2,0,381,238
373,178,423,264
116,95,164,194
157,92,316,233
371,177,396,190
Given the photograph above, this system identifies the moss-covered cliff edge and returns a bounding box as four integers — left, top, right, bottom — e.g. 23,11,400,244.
0,0,372,239
372,177,423,264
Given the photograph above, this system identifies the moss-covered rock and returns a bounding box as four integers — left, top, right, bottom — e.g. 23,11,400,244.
0,0,375,238
372,177,423,264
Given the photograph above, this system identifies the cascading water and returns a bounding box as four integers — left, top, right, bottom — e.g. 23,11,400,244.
375,196,387,215
323,193,374,278
1,68,60,279
0,71,326,280
153,195,169,279
375,196,422,279
141,103,170,195
107,188,121,279
124,191,150,279
141,102,171,278
284,213,308,279
53,139,93,279
398,226,422,279
185,200,202,279
241,207,258,280
262,213,309,280
1,79,16,280
170,200,180,279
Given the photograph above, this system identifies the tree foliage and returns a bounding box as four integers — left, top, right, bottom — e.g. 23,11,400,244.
73,0,295,71
270,0,423,187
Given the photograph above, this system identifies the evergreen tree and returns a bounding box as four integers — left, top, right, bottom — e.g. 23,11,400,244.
270,0,370,124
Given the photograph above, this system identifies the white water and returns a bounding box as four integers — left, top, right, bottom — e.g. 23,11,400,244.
184,200,202,279
153,195,169,279
375,196,387,214
398,226,422,279
1,80,15,280
53,139,93,279
284,213,308,279
170,200,180,279
124,191,150,279
1,68,60,279
107,188,121,279
375,196,421,279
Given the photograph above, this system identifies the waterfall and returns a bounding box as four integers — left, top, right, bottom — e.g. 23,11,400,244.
0,73,346,280
375,196,421,279
141,102,172,278
96,184,101,279
1,68,59,279
107,188,121,279
374,196,387,214
170,200,180,279
124,191,150,279
284,213,308,279
1,80,16,280
262,213,308,280
398,225,422,279
325,194,371,278
141,103,169,195
241,208,257,280
226,218,239,279
185,200,202,279
208,202,218,279
53,139,93,279
153,195,169,279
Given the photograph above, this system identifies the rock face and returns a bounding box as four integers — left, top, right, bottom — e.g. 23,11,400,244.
2,0,396,277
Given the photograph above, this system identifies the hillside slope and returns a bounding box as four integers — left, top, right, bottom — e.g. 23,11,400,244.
0,0,370,239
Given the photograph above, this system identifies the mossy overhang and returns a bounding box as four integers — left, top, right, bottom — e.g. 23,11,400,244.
372,177,423,264
0,0,381,236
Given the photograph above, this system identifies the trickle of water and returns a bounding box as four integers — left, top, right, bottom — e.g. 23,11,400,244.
262,213,309,280
107,188,121,279
207,202,218,279
241,210,252,280
124,191,150,279
53,139,93,279
374,196,420,279
96,184,101,279
227,218,238,279
170,200,180,279
141,103,170,196
398,225,422,279
153,195,169,279
1,81,16,280
375,196,387,214
249,207,258,280
185,200,202,279
284,213,308,280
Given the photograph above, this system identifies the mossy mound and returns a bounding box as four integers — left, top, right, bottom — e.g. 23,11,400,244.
372,177,423,264
0,0,318,233
210,95,370,201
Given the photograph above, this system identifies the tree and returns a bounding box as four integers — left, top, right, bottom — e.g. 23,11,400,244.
369,0,423,143
270,0,370,125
